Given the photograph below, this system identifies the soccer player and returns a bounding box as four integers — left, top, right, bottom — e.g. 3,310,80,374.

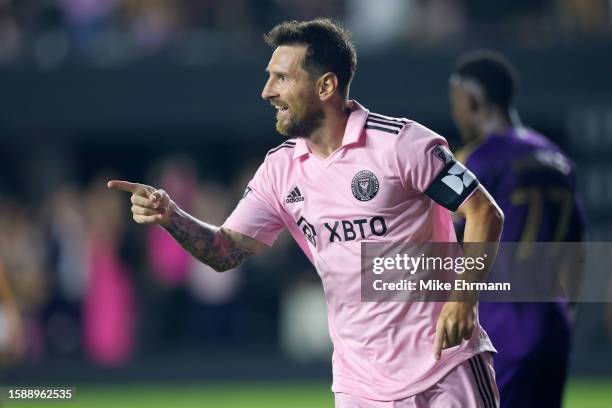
109,20,504,407
449,51,586,408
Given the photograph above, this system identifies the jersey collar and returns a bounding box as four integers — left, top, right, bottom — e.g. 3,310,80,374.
292,100,369,159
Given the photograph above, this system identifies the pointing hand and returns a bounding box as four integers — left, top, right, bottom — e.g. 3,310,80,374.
107,180,175,227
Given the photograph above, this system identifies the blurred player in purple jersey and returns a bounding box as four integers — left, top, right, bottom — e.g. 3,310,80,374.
449,50,586,408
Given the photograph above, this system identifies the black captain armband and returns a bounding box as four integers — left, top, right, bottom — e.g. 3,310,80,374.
424,145,479,212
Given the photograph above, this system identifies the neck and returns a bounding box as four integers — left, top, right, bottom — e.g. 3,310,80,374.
478,112,512,140
307,100,351,158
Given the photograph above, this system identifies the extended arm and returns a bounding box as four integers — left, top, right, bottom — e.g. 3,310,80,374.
164,204,265,272
108,180,265,272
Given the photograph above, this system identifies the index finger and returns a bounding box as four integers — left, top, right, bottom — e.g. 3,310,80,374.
107,180,152,196
433,318,446,361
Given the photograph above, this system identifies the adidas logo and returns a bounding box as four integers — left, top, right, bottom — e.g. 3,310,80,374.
285,186,305,204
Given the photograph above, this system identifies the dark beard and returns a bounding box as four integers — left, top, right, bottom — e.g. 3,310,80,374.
281,108,325,139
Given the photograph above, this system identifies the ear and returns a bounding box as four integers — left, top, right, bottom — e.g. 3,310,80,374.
317,72,338,101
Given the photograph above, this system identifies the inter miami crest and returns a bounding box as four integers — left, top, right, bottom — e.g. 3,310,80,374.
351,170,379,201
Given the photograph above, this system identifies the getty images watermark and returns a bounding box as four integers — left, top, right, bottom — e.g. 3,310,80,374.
361,242,610,302
370,251,507,293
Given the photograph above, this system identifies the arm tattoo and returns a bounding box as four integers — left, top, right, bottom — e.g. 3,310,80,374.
164,209,255,272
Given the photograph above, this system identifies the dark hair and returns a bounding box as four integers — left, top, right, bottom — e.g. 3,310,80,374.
453,50,519,111
264,19,357,96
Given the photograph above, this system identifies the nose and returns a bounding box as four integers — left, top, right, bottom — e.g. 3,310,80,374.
261,77,276,101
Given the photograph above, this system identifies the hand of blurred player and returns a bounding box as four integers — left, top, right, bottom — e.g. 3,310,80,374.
433,301,476,360
107,180,175,228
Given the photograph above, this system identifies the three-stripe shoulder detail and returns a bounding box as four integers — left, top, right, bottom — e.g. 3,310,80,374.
365,113,409,135
267,140,296,156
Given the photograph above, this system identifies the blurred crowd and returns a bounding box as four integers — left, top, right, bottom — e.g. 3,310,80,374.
0,154,317,368
0,0,610,68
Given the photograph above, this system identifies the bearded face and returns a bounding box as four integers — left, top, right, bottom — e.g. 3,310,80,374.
262,45,325,139
274,90,325,138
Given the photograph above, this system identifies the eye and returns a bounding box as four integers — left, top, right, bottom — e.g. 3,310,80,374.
278,74,287,82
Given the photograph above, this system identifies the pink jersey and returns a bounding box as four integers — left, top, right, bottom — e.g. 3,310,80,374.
223,101,495,401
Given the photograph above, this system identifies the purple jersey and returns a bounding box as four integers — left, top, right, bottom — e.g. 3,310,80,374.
464,127,585,243
459,126,586,408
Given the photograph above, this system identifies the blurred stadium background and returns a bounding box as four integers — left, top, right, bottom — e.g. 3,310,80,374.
0,0,611,406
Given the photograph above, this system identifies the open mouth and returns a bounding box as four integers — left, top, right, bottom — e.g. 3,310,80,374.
273,103,289,119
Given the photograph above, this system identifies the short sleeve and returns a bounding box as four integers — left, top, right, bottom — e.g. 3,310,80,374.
397,122,479,212
222,161,286,246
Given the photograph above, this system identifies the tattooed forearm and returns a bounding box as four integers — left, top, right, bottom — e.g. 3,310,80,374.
163,207,255,272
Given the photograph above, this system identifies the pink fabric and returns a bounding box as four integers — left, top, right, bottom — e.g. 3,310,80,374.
334,353,499,407
83,238,134,366
223,101,495,400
